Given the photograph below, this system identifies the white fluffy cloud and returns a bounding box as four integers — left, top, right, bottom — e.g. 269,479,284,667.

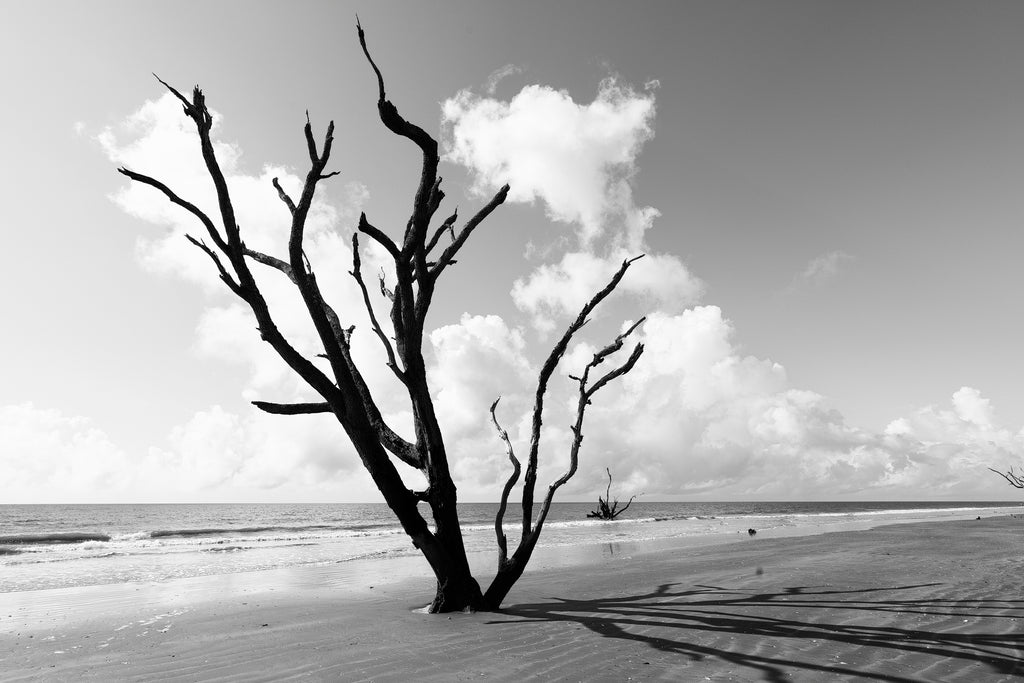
443,80,703,330
0,403,366,503
17,84,1014,504
510,250,704,334
149,406,360,491
444,79,654,245
422,306,1024,500
0,404,131,501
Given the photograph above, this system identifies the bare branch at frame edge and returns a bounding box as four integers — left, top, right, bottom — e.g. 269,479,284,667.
988,466,1024,489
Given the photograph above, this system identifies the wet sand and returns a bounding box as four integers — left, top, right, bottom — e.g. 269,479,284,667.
2,516,1022,681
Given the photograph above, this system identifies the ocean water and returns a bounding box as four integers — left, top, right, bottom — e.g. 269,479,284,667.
1,501,1021,593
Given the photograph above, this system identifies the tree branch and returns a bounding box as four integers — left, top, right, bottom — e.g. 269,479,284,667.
424,209,458,256
533,330,644,535
350,233,405,382
490,397,521,568
357,213,400,259
431,185,509,277
586,341,645,400
152,73,194,114
123,81,345,417
184,234,242,295
252,401,333,415
988,466,1024,489
356,18,437,160
356,18,439,260
272,177,297,215
244,247,296,283
615,494,638,517
519,255,645,538
117,168,228,253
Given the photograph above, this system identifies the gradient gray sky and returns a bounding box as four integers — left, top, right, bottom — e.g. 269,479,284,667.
2,0,1023,502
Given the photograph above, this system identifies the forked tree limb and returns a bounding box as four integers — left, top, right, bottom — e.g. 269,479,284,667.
356,17,438,259
122,27,544,611
532,321,645,534
117,167,228,253
184,234,242,295
519,254,645,538
431,185,510,278
120,91,342,411
121,81,410,482
424,209,458,256
586,342,644,400
484,268,646,607
243,247,296,283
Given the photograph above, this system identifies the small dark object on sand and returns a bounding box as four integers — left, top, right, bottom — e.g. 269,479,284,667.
748,528,757,536
976,516,981,520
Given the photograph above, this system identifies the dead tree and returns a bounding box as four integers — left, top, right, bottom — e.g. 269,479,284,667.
988,466,1024,489
116,21,645,613
587,468,639,520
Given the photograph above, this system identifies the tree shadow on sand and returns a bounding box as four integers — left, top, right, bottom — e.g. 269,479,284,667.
491,583,1024,682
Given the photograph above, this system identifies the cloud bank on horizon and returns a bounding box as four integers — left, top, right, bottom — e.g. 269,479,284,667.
2,80,1021,503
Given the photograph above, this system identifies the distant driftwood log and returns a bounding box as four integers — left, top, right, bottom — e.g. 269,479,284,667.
587,468,639,520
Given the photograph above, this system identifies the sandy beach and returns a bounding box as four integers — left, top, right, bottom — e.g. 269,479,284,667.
2,515,1021,682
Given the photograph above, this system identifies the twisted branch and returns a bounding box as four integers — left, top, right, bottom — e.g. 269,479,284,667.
350,233,404,382
490,397,521,567
988,466,1024,489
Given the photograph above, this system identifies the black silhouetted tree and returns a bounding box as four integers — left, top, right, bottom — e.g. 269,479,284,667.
988,466,1024,489
587,468,639,520
116,22,645,612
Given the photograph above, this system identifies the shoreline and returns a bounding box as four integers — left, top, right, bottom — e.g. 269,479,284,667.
2,515,1022,681
4,502,1019,595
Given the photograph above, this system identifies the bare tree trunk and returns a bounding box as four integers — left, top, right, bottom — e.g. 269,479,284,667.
116,21,647,613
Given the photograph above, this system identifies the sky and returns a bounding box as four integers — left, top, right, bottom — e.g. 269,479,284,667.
2,0,1023,503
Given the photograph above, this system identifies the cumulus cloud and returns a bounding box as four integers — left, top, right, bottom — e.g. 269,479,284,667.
443,80,703,329
423,307,1024,501
0,403,368,503
444,79,654,244
149,406,361,490
510,250,703,334
0,404,131,502
55,85,1019,505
